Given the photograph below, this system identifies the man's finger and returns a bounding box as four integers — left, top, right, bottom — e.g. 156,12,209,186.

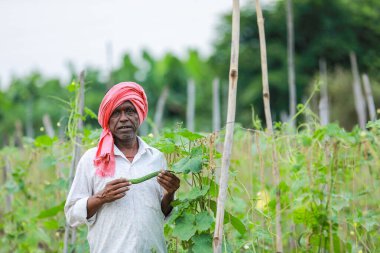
157,180,173,192
157,176,179,190
158,172,179,183
112,186,130,195
107,178,128,185
109,181,131,191
112,192,126,200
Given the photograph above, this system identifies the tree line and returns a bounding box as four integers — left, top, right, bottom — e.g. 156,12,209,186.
1,0,379,146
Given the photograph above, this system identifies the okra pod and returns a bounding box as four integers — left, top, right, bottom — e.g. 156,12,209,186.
129,171,161,184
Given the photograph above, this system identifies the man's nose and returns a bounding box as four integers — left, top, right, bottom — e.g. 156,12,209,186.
120,111,129,121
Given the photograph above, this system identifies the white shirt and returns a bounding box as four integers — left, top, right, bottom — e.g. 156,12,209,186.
65,137,168,253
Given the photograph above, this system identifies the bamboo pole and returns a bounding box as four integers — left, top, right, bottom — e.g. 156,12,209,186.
26,99,34,138
42,114,55,138
319,58,329,126
349,52,367,129
14,120,23,149
153,85,169,135
286,0,296,128
186,79,196,131
63,70,85,253
362,73,377,121
255,1,283,252
106,41,114,89
3,158,12,212
213,78,221,132
213,0,240,252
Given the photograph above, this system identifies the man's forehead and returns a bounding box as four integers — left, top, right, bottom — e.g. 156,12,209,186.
115,100,135,109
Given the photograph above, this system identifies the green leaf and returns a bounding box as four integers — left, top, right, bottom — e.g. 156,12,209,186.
67,81,78,92
172,211,196,241
209,200,246,235
43,219,60,230
191,233,213,253
37,201,65,219
177,128,204,141
301,135,312,147
87,128,102,141
195,211,214,232
34,135,57,147
190,146,203,156
203,177,219,198
84,107,98,119
163,132,176,140
183,185,210,201
5,180,20,193
156,141,176,154
331,195,349,212
172,156,202,174
227,213,246,236
41,156,57,170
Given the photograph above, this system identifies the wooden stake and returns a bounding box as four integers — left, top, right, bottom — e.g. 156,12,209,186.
63,70,85,253
349,52,367,128
43,114,55,138
319,58,329,126
255,0,283,251
3,158,12,212
213,0,240,252
286,0,296,128
213,78,221,132
106,41,114,89
153,85,169,135
186,79,196,131
26,99,34,138
14,120,23,149
362,73,377,121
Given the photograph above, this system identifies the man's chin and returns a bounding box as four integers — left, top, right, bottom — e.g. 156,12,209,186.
115,132,136,141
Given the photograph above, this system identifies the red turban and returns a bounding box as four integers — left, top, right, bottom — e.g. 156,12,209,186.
94,82,148,177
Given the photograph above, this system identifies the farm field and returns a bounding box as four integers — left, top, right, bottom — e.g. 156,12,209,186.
1,0,380,252
1,118,379,252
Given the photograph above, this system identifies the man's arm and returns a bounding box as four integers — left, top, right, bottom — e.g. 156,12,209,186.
157,171,180,216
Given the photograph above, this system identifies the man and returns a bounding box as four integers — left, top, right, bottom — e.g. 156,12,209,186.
65,82,180,253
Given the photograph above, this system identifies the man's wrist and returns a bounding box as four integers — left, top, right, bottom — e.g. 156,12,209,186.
163,191,175,200
91,194,105,207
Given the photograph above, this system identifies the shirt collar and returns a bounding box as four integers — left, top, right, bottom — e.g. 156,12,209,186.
113,136,153,157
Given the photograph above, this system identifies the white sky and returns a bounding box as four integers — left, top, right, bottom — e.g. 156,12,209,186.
0,0,274,89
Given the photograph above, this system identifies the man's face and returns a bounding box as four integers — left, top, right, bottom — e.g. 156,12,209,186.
109,101,140,142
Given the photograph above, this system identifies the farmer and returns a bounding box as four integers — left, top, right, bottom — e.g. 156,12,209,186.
65,82,180,253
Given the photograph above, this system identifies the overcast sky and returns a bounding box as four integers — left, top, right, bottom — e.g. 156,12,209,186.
0,0,275,88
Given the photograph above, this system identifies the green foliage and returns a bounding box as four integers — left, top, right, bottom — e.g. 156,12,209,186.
1,118,380,251
210,0,380,127
145,127,244,251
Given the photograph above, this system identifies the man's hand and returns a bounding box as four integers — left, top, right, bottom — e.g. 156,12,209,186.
87,178,130,219
95,178,131,203
158,171,180,216
157,171,180,195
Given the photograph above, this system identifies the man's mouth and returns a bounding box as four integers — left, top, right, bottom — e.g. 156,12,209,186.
118,126,132,130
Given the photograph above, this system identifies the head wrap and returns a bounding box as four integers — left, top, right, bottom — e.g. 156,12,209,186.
94,82,148,177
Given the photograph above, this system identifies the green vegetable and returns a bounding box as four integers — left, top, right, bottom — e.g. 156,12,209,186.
129,171,161,184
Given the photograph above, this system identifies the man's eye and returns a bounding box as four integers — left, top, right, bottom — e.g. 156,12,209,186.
111,111,120,117
126,109,136,115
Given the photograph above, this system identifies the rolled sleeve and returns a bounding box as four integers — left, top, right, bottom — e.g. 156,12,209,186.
65,197,97,227
159,153,175,221
64,151,96,227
